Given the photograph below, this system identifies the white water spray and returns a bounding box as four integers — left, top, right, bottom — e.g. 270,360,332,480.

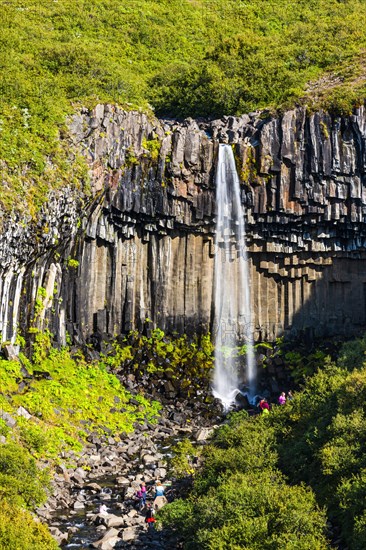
213,144,256,409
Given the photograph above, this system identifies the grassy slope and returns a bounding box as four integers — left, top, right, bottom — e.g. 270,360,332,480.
1,1,366,213
0,340,161,549
0,346,161,461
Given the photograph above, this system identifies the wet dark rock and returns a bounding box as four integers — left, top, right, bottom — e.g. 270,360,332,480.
33,370,53,380
235,393,250,409
49,526,69,546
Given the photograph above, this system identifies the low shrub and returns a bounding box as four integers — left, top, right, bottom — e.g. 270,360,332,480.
0,443,50,508
160,411,329,549
160,334,366,548
0,500,58,550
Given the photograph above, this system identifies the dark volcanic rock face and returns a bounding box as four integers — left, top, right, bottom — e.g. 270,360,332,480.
2,105,366,345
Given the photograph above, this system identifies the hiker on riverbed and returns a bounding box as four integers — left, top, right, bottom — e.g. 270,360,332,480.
136,482,147,510
145,502,156,531
99,504,108,516
153,480,168,510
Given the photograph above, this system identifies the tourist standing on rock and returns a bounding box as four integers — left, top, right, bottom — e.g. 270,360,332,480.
136,482,147,511
154,480,168,510
278,391,286,405
145,503,156,531
99,504,108,516
287,390,294,401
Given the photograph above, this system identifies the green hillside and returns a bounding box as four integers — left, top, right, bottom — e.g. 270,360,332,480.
1,0,366,212
160,337,366,549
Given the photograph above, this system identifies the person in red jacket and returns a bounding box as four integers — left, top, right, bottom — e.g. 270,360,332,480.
145,503,156,531
259,398,270,413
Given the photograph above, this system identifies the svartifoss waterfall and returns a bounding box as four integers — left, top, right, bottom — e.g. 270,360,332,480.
213,144,256,409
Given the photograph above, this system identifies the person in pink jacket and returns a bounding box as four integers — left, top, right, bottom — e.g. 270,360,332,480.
278,392,286,405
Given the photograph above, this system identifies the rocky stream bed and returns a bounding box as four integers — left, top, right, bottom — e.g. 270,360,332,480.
38,398,222,549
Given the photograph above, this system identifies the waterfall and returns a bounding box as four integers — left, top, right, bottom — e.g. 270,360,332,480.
213,144,256,409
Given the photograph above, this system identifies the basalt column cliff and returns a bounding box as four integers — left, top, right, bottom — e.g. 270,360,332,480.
1,105,366,346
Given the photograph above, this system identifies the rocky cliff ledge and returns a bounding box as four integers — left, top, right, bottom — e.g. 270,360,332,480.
2,105,366,347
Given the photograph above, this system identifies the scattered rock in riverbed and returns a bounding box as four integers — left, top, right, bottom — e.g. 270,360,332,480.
92,527,120,548
195,426,216,442
41,395,224,549
49,526,68,546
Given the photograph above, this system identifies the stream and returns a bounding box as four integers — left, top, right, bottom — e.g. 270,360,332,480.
41,408,217,549
51,478,122,548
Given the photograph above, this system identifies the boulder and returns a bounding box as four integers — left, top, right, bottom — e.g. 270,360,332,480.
124,487,135,499
235,392,250,409
116,476,130,487
195,427,215,442
49,526,68,546
92,527,120,549
142,454,156,465
72,473,86,485
154,467,167,479
16,406,31,420
153,495,168,510
74,467,88,479
163,380,177,398
4,344,20,361
105,514,125,528
0,411,16,428
85,482,102,491
121,526,138,542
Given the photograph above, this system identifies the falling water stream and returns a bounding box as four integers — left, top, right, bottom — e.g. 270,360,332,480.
213,144,256,409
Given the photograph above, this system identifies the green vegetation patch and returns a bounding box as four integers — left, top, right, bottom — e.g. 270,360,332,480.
0,500,58,550
1,336,160,460
270,349,366,549
104,328,214,397
160,410,329,549
159,336,366,549
2,1,366,214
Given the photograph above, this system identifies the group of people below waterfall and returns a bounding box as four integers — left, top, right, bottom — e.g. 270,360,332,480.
135,480,169,529
98,480,169,532
258,390,293,414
